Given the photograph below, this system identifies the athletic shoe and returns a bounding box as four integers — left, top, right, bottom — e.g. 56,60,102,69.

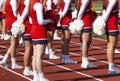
53,36,61,40
62,58,77,64
0,34,4,40
81,62,97,69
23,69,33,76
39,77,49,81
0,55,3,58
114,49,120,54
31,79,39,81
11,64,23,69
4,34,10,40
49,55,60,59
108,68,120,75
0,61,8,68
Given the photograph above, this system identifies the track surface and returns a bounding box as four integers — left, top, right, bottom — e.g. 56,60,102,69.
0,35,120,81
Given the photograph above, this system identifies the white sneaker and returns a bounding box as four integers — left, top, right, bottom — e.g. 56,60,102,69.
81,62,97,69
0,55,3,58
53,36,61,40
23,69,33,76
31,78,39,81
49,55,60,59
39,77,49,81
0,34,4,40
0,61,8,68
114,49,120,53
62,58,77,64
11,64,23,69
108,68,120,75
4,34,10,40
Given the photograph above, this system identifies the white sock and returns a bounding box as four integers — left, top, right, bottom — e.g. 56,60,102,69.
109,63,115,71
2,54,9,63
24,66,30,71
54,32,57,37
33,71,39,80
39,72,44,78
49,49,53,56
45,46,49,54
82,57,89,64
11,58,16,66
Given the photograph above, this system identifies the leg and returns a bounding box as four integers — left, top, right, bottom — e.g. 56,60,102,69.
81,32,96,68
10,36,23,69
107,35,120,74
62,30,77,64
23,39,33,76
47,31,60,59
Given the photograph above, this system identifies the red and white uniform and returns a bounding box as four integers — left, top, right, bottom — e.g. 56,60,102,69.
30,0,51,44
6,0,17,34
44,0,57,31
77,0,92,32
19,0,32,40
102,0,119,35
59,0,72,30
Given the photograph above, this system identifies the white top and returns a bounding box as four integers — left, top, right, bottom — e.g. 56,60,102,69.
34,2,51,25
102,0,117,22
18,0,29,23
0,0,4,10
77,0,89,20
59,0,71,20
10,0,17,17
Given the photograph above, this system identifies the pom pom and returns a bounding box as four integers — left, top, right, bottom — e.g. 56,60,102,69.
72,10,77,19
11,20,25,37
93,16,106,35
69,19,84,34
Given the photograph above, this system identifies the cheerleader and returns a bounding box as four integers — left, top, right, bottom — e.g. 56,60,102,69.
0,0,10,40
18,0,33,76
29,0,51,80
57,0,77,64
43,0,60,59
101,0,120,74
77,0,97,68
0,0,23,69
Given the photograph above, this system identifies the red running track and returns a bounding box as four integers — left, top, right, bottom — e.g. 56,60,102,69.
0,35,120,81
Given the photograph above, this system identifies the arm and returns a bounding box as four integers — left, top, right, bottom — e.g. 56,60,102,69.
77,0,89,19
46,0,52,10
10,0,17,17
102,0,117,22
34,3,51,25
0,0,4,10
18,0,29,23
60,0,71,19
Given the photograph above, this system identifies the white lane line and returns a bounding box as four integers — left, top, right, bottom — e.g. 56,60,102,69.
0,45,32,81
43,60,103,81
0,45,103,81
0,66,32,81
68,41,120,67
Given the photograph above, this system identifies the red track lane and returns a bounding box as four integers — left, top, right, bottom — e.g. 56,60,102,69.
0,35,120,81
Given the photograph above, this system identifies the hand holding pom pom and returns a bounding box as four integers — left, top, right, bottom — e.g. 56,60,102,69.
93,16,106,35
69,19,84,34
11,20,25,37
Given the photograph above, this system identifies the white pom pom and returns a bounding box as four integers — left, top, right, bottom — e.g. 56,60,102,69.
72,10,77,19
93,16,106,35
69,19,84,34
11,20,25,37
